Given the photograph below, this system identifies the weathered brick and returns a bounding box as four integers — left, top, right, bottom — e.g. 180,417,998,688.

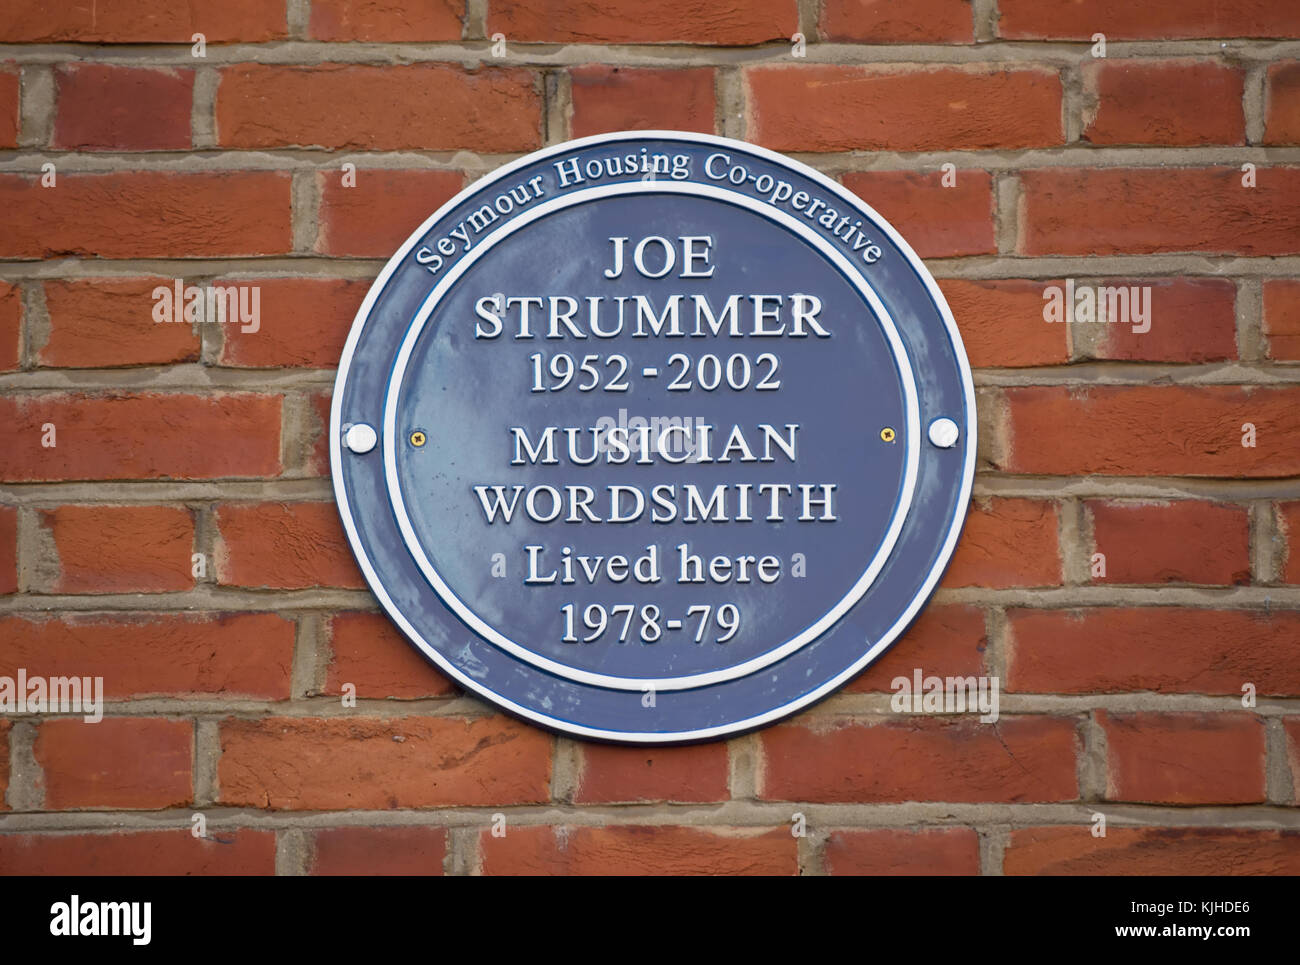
310,827,448,875
0,172,293,259
1021,168,1300,256
215,278,368,368
215,502,364,590
821,0,974,43
1083,60,1244,146
1100,711,1265,804
939,278,1070,368
53,64,193,151
480,826,797,875
748,65,1063,152
574,743,729,804
487,0,797,44
1263,280,1300,361
826,828,981,875
39,278,201,368
0,0,287,42
569,66,715,138
0,393,283,482
324,611,457,700
217,64,540,152
309,0,464,41
941,498,1062,588
843,170,994,258
39,505,194,594
35,718,193,810
218,716,551,809
0,612,296,700
1087,500,1250,585
1001,386,1300,477
760,717,1079,803
0,830,276,875
316,170,464,257
998,0,1300,40
1007,608,1300,696
1265,61,1300,144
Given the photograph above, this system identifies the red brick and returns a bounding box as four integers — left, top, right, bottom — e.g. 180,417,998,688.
39,278,201,368
0,172,292,259
0,392,282,482
569,66,715,138
0,281,18,372
1083,60,1244,146
574,743,729,804
310,827,448,875
941,498,1061,588
1263,279,1300,361
0,505,14,595
0,612,295,700
0,68,17,148
998,0,1300,40
1005,827,1300,875
1089,278,1237,363
216,502,363,590
324,611,457,699
748,65,1062,152
843,170,994,258
1265,61,1300,145
40,505,195,594
1008,609,1300,697
316,169,464,257
1281,502,1300,583
215,278,368,368
847,605,987,693
0,720,8,810
35,718,193,810
1001,386,1300,477
218,716,551,810
0,1,283,41
0,830,276,875
217,64,540,152
53,64,192,151
1020,168,1300,256
487,0,797,44
821,0,974,43
938,279,1070,368
310,0,464,41
480,826,797,875
1087,500,1249,585
1100,711,1265,804
760,717,1079,803
826,828,981,875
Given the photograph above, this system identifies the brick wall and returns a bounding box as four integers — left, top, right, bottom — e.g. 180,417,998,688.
1,0,1299,876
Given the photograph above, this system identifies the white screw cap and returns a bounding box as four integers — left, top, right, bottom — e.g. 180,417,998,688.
927,417,959,449
343,422,377,454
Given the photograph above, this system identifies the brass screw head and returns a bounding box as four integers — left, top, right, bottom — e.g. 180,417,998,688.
409,430,427,447
880,427,896,443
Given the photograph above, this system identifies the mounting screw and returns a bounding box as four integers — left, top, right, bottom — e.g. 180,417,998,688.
409,430,427,447
880,427,896,443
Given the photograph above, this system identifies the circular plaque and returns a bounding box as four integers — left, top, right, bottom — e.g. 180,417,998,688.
331,132,975,743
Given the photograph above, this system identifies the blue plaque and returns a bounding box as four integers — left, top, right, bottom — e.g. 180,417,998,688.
331,132,975,743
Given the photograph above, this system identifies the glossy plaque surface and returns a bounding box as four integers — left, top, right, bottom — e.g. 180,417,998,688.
331,132,975,742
